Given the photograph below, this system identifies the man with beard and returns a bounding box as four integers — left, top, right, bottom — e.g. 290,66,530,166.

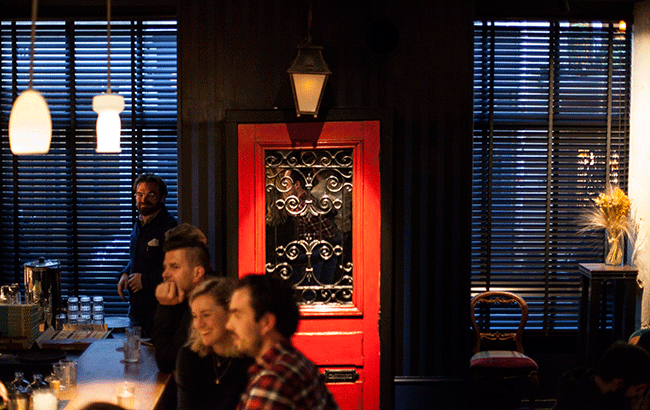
117,173,177,337
226,274,339,410
554,341,650,410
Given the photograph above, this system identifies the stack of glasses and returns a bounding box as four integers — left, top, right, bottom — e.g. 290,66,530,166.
66,296,104,325
92,296,104,324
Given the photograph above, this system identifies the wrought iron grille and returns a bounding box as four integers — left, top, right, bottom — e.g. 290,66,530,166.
265,149,353,304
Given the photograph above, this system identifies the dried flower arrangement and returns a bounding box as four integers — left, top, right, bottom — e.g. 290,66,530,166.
581,185,631,265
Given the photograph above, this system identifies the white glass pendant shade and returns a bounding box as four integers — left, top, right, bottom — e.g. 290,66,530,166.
93,93,124,153
290,73,327,116
8,89,52,155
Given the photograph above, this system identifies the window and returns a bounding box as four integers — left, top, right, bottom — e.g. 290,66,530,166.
0,20,178,315
472,21,630,332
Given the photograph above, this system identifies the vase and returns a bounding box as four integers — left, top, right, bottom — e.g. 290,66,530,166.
605,230,624,266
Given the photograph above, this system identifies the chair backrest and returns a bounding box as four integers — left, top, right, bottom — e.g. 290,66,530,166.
470,291,528,355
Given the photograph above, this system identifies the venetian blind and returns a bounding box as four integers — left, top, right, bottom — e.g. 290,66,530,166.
472,21,630,332
0,20,178,315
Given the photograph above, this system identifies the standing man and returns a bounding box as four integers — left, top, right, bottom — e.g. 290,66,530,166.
151,223,211,373
226,274,340,410
117,172,177,337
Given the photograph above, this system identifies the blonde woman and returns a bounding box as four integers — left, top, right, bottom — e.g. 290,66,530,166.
176,277,252,410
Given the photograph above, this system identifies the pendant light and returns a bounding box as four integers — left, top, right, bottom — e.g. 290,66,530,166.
287,2,331,118
93,0,124,153
8,0,52,155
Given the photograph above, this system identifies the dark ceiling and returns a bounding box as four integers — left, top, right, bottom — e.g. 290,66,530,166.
0,0,178,19
475,0,638,21
0,0,640,25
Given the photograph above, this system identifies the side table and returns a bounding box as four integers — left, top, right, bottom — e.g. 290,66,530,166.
578,263,637,366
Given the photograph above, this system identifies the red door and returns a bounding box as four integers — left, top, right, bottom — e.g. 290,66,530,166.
238,121,380,410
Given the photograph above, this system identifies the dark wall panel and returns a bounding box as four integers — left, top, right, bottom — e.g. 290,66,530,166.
177,0,474,389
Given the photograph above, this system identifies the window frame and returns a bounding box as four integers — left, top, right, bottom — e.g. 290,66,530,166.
0,19,178,315
472,20,631,333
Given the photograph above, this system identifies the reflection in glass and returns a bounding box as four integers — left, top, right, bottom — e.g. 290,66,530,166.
265,149,353,304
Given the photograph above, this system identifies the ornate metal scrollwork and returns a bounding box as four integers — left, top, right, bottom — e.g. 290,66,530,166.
265,149,353,305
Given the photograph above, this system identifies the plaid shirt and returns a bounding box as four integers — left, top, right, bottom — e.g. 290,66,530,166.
237,339,340,410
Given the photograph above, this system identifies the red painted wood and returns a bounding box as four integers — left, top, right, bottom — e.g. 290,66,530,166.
293,332,363,366
238,121,381,410
327,382,363,410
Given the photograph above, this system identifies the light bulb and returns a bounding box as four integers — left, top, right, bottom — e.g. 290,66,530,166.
93,93,124,153
8,89,52,155
291,73,327,117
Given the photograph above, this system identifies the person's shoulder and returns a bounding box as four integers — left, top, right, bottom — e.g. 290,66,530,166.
177,344,198,359
160,206,177,226
268,343,320,382
177,345,201,367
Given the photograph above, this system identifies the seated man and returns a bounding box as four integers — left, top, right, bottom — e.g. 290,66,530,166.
226,274,340,410
150,223,211,373
554,341,650,410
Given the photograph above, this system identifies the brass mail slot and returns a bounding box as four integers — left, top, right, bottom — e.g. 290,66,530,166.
324,369,360,383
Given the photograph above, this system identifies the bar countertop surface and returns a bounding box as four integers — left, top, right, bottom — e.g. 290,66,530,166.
59,338,171,410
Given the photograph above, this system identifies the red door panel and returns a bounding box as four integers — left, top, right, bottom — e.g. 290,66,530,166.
293,331,363,366
238,121,380,410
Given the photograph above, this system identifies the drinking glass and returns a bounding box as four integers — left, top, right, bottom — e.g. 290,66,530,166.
52,363,70,391
58,360,77,387
126,326,141,341
67,297,79,325
92,296,104,324
115,382,135,409
79,296,91,325
123,328,141,363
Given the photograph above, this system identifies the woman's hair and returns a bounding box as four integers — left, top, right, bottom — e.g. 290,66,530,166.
185,277,236,357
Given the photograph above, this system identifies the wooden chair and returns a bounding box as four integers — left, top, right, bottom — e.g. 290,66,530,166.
469,291,538,409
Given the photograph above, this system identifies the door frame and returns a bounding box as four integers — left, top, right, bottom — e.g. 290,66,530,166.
225,108,394,410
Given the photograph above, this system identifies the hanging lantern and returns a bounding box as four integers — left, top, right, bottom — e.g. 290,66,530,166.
287,43,331,118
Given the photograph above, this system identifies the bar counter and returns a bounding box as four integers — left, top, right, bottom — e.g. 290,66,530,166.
59,338,172,410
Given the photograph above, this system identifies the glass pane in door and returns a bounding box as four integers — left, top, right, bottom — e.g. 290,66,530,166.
265,149,353,304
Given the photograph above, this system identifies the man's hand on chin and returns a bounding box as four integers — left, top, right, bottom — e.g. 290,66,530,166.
155,281,185,305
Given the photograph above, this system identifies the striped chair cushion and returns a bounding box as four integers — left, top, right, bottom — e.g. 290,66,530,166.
470,350,538,371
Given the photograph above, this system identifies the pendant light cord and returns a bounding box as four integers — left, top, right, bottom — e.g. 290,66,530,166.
306,0,312,44
107,0,112,94
28,0,38,89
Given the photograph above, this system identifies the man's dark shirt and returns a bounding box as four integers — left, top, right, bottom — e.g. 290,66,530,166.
120,204,177,336
151,300,192,373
